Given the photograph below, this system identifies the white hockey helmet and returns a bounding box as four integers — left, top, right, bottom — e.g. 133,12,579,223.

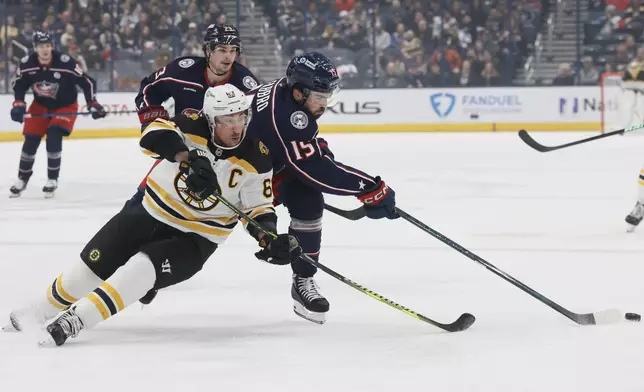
202,84,251,149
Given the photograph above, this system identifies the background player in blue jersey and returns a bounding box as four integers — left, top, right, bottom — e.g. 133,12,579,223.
134,23,259,129
247,52,399,324
9,31,106,198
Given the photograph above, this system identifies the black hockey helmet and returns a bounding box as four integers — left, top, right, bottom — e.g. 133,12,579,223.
32,30,53,47
286,52,340,104
203,23,242,55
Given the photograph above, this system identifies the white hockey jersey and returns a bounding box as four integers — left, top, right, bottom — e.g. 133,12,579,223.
139,117,275,244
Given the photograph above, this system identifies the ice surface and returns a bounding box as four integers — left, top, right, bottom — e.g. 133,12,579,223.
1,132,644,391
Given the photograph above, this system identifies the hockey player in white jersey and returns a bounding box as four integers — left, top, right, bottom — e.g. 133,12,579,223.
4,84,302,346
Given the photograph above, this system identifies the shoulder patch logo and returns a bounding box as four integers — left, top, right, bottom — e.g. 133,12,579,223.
181,108,200,120
179,58,196,68
53,72,61,79
243,76,258,90
259,141,269,155
60,54,70,63
290,111,309,130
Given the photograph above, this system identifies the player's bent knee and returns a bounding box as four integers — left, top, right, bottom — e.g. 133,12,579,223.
46,125,68,151
22,134,42,154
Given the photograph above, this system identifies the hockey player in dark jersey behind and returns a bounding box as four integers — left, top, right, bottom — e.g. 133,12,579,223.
134,23,258,128
9,31,107,198
247,52,399,324
125,23,259,211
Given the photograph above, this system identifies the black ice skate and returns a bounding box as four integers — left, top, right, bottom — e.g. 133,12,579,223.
9,178,28,198
291,274,329,325
41,307,84,347
42,179,58,199
625,202,644,232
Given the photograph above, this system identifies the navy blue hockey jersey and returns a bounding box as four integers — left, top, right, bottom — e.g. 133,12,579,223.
247,78,377,196
135,57,259,117
12,51,97,110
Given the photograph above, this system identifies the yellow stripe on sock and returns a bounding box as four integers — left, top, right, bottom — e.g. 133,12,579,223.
100,282,125,312
87,293,110,320
46,284,67,310
55,275,78,304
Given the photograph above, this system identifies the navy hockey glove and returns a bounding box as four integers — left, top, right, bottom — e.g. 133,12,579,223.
138,105,169,130
88,100,107,119
179,149,218,199
358,177,399,219
317,137,334,159
10,101,26,123
255,234,302,265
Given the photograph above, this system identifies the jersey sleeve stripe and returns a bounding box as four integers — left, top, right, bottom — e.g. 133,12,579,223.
186,133,209,147
268,82,359,195
323,156,375,183
142,77,204,106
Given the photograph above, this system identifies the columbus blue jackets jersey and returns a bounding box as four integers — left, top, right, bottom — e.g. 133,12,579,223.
247,78,377,196
12,51,97,110
135,56,259,117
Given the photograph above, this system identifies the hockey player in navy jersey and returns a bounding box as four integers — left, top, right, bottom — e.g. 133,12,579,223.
9,31,106,198
134,23,258,127
126,24,259,209
247,52,399,324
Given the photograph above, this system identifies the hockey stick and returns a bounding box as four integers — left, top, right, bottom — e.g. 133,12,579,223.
211,194,475,332
324,204,624,326
517,123,644,153
23,110,138,119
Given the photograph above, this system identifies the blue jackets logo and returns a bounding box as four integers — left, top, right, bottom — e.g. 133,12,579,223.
430,93,455,118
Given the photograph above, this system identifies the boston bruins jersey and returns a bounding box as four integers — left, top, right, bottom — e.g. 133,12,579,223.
623,61,644,82
139,115,275,244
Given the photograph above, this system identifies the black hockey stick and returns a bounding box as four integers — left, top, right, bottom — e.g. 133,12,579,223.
324,204,623,326
211,195,475,332
517,123,644,153
23,110,138,119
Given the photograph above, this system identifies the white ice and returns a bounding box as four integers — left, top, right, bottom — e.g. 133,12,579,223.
1,132,644,391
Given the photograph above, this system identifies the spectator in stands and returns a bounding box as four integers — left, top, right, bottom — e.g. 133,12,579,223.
618,0,644,36
579,56,600,85
0,16,19,49
406,53,427,87
552,62,575,85
615,43,631,66
597,5,621,36
60,24,76,50
479,61,501,86
457,59,473,87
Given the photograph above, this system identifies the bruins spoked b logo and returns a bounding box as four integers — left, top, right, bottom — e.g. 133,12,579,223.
174,171,221,211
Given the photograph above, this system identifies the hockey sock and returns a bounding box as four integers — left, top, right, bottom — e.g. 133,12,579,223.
41,262,104,321
73,252,156,329
289,217,323,278
46,126,67,179
18,135,41,181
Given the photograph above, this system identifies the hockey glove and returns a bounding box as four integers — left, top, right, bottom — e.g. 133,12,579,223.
138,105,169,130
88,100,107,119
357,176,399,220
255,234,302,265
317,137,334,159
10,101,26,123
180,149,218,199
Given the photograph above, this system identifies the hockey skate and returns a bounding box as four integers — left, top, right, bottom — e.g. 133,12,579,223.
9,178,28,198
40,307,84,347
625,202,644,232
42,179,58,198
2,307,47,332
291,274,329,325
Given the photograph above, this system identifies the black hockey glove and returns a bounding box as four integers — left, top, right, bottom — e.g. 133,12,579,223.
88,100,107,119
179,149,218,199
10,101,26,123
357,176,399,220
255,234,302,265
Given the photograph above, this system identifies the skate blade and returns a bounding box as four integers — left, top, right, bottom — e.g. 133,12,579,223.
43,191,55,199
293,302,326,325
37,332,58,348
9,192,22,198
1,323,19,332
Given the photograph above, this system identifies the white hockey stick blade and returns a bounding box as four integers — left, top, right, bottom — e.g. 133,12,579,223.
591,308,623,325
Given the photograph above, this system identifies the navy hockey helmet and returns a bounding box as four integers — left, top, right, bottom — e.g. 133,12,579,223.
203,24,242,55
286,52,340,105
33,30,53,47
